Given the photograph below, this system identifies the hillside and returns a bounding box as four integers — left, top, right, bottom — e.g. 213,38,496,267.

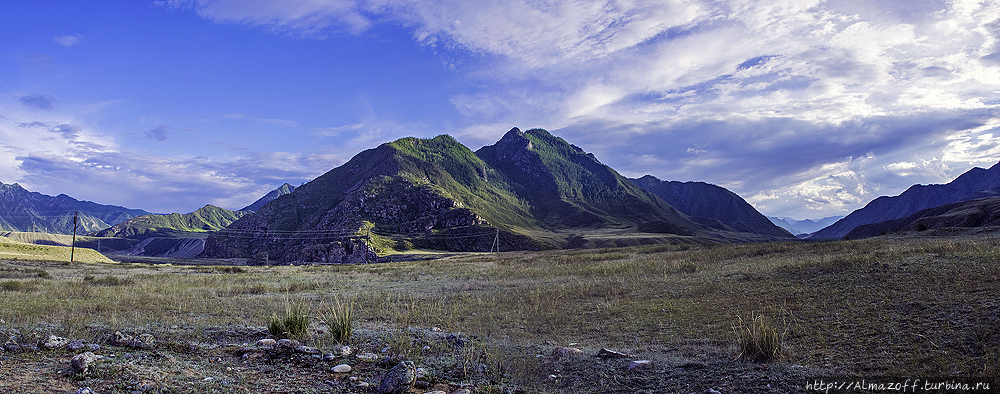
631,175,793,238
0,236,114,264
845,196,1000,239
0,182,151,234
812,161,1000,238
94,205,246,239
204,128,712,263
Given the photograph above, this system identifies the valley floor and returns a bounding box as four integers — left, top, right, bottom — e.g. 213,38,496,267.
0,232,998,393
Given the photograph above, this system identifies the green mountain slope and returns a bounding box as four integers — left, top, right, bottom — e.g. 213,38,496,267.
94,205,246,239
204,128,709,263
476,128,699,231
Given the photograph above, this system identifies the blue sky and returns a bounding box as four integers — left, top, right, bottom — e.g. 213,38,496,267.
2,0,999,219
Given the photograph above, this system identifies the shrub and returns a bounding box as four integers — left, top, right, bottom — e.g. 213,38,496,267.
732,313,784,362
0,280,35,292
321,296,354,344
84,275,134,286
268,302,310,339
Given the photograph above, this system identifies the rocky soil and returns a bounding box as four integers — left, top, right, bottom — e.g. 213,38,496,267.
0,324,827,394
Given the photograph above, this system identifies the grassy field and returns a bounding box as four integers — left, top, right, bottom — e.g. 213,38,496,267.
0,233,998,393
0,236,113,264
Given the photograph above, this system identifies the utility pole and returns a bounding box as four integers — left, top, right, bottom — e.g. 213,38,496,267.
365,223,372,264
70,211,78,263
490,228,500,254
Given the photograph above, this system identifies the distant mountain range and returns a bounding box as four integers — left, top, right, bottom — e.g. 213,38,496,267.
203,128,791,263
812,161,1000,239
0,182,152,234
631,176,792,238
766,216,844,237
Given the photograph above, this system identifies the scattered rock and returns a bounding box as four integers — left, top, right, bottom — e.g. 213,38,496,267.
74,388,96,394
596,348,633,359
323,353,337,361
332,364,352,373
706,389,722,394
87,344,101,351
445,334,465,347
357,352,379,362
112,332,155,349
4,343,21,352
546,346,583,362
357,382,370,388
426,391,447,394
452,389,472,394
376,361,416,394
334,345,352,356
628,360,652,371
121,353,135,360
277,339,298,348
295,345,319,354
136,334,155,349
67,341,85,351
42,334,68,349
414,380,431,389
431,327,442,332
256,339,276,347
71,352,100,373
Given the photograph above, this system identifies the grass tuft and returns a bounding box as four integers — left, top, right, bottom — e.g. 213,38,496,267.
321,296,354,344
732,312,785,362
268,301,310,339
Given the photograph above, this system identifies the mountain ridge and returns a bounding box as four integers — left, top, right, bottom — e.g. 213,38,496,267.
0,182,152,234
631,176,794,238
203,128,721,263
812,161,1000,238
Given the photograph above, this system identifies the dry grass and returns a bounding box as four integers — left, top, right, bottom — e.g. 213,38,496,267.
1,234,999,392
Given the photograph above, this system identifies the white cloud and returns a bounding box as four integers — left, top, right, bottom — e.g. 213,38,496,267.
53,33,82,47
162,0,1000,218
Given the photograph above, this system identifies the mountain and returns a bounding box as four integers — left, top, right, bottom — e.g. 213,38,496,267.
93,205,246,239
240,183,296,212
631,176,793,238
204,128,712,263
767,216,844,236
812,161,1000,239
845,196,1000,239
0,182,152,234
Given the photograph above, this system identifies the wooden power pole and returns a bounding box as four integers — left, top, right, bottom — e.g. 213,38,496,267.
70,211,78,263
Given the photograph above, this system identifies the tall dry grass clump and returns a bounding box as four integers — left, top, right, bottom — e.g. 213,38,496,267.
321,296,354,344
732,313,784,362
268,301,310,339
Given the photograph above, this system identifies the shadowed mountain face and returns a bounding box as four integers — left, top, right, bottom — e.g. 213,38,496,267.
631,175,793,238
240,183,296,212
845,196,1000,239
0,182,151,234
204,128,711,262
812,161,1000,239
